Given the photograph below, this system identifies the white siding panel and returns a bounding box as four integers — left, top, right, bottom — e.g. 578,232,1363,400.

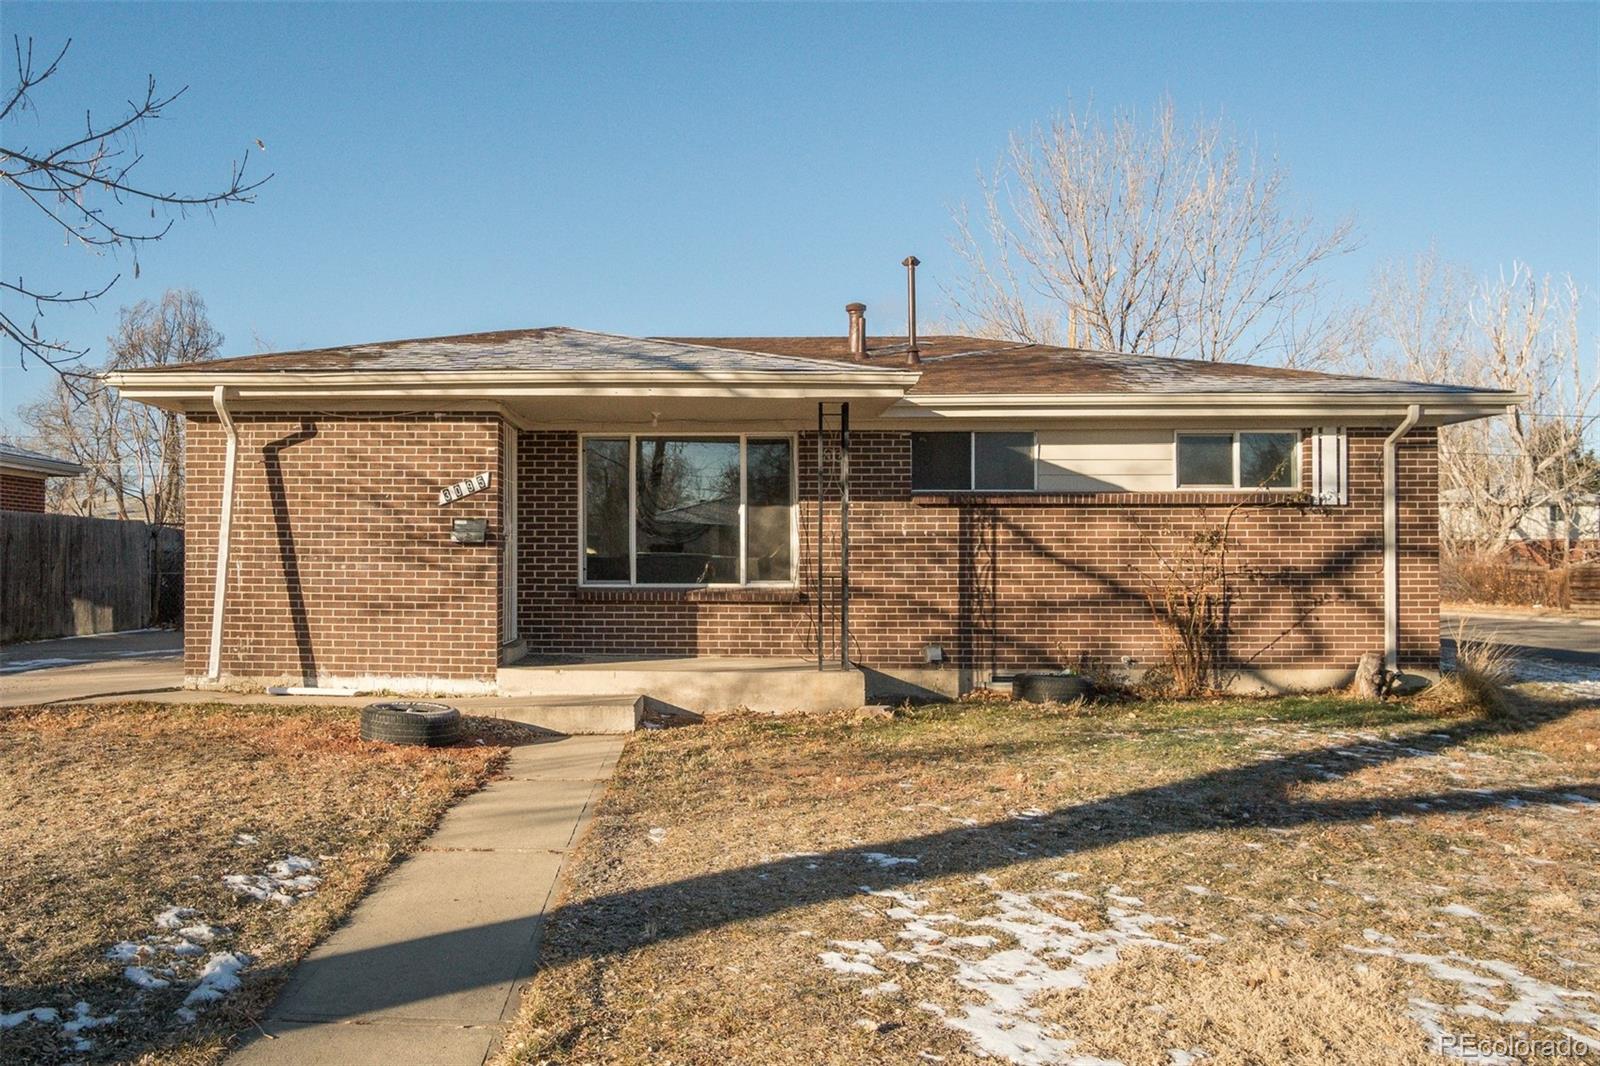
1036,430,1174,492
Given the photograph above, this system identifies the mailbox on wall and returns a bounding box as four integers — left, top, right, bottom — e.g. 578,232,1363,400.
451,518,488,545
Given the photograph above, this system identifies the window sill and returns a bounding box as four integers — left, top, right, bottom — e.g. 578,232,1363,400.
574,586,807,604
911,491,1317,507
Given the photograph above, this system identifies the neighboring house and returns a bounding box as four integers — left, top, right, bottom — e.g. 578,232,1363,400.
0,443,86,512
105,319,1518,712
1440,490,1600,562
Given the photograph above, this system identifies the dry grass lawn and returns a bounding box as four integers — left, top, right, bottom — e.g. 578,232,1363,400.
0,701,512,1065
503,690,1599,1065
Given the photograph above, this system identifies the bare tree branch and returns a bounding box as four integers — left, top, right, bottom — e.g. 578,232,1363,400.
0,36,269,380
947,97,1357,365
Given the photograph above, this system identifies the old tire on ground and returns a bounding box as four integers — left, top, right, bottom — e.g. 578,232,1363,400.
1012,673,1094,704
360,701,464,746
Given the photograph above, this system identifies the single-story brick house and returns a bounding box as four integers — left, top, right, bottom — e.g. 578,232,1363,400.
106,317,1518,711
0,443,85,512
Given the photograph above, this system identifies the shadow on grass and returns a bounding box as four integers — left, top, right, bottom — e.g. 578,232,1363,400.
14,693,1594,1063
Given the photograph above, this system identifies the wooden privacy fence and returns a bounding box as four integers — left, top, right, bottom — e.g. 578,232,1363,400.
0,512,183,643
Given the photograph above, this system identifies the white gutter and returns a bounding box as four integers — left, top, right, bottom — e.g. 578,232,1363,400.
207,385,240,682
1383,403,1423,674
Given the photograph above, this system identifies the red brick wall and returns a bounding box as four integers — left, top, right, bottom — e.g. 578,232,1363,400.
1,471,48,512
517,427,1439,675
184,413,502,683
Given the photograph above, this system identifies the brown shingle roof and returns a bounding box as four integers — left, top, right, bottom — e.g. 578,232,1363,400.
663,336,1496,396
121,325,1505,399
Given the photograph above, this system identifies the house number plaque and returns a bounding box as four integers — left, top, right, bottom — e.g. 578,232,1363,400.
438,471,492,506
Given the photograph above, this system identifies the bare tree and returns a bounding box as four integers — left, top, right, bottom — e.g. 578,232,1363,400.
1,36,267,378
1356,254,1599,560
949,98,1357,366
19,289,221,522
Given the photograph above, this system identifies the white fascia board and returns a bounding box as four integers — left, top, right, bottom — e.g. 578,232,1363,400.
103,369,921,412
879,390,1525,423
0,457,87,477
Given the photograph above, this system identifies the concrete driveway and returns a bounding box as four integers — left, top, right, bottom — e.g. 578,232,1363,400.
0,629,183,706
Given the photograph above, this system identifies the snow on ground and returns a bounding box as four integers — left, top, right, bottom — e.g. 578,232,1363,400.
223,854,322,904
5,850,326,1053
1347,944,1600,1062
820,878,1194,1065
817,859,1600,1066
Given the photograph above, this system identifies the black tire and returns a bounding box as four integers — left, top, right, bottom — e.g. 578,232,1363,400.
360,701,464,747
1012,673,1093,704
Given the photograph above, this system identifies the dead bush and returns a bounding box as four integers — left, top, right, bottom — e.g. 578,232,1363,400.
1417,622,1514,718
1442,550,1571,608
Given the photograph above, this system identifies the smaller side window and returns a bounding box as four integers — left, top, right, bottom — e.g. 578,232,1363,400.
1240,432,1300,489
974,432,1035,490
911,433,972,491
1177,431,1302,490
1176,434,1234,488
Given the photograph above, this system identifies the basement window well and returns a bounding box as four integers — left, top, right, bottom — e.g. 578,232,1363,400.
581,435,796,587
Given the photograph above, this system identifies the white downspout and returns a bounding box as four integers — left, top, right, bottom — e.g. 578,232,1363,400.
1383,403,1423,675
207,385,239,682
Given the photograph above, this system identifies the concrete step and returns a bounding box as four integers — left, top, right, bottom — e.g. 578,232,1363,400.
496,657,865,714
483,694,643,734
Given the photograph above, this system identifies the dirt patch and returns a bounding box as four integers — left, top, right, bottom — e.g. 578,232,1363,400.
0,701,508,1064
500,692,1599,1065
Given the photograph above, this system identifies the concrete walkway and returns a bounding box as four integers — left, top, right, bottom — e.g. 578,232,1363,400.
227,732,625,1066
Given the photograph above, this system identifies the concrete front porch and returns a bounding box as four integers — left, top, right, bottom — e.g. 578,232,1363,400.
497,654,866,715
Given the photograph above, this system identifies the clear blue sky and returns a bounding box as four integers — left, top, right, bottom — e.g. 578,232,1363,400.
2,2,1596,420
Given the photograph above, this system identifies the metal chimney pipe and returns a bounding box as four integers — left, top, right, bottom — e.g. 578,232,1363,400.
846,302,867,359
902,255,921,365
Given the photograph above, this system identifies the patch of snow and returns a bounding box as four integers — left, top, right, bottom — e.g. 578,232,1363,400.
819,951,884,977
825,880,1190,1065
831,939,886,955
1169,1050,1208,1066
1348,942,1600,1058
224,854,321,904
176,923,230,943
183,952,250,1006
106,941,151,962
154,906,200,930
1183,885,1211,897
647,827,667,845
123,965,170,989
61,1002,115,1034
234,833,259,845
1,1006,60,1027
862,852,920,868
1438,904,1484,920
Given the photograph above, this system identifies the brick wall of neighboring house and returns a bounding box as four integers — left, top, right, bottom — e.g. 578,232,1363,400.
0,471,48,512
184,412,503,683
517,427,1439,676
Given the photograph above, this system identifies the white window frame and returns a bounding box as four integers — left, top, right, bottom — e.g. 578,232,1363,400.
911,431,1039,493
577,432,799,588
1173,430,1302,491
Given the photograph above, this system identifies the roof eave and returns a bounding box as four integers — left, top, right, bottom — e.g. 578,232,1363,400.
883,390,1525,423
0,457,87,477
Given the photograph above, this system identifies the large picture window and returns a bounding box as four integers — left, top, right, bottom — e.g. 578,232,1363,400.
582,435,795,585
912,431,1036,492
1176,431,1301,490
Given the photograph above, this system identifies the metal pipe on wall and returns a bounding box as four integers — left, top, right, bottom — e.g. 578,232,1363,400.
1383,403,1423,674
816,402,824,671
840,402,850,671
207,384,240,682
